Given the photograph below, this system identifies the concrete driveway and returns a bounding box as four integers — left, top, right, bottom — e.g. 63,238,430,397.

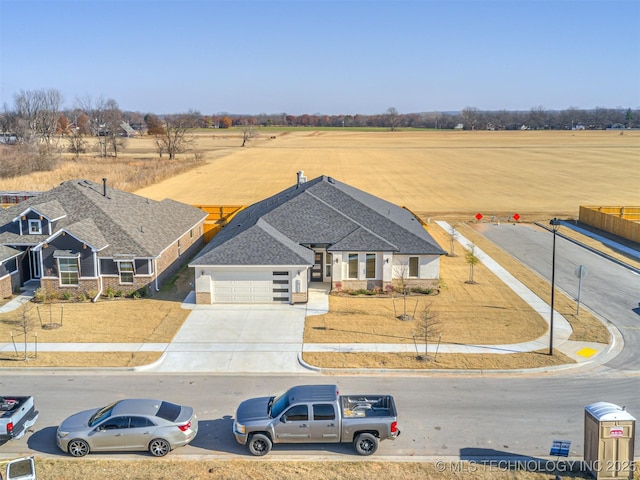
144,286,329,373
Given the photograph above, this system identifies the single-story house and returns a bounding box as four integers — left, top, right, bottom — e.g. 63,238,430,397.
0,179,207,300
190,172,447,305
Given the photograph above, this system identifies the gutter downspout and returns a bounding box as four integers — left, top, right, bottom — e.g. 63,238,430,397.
154,258,160,292
93,274,103,303
92,253,102,302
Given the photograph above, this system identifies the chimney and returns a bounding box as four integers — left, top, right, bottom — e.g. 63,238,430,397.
296,170,307,188
102,178,107,197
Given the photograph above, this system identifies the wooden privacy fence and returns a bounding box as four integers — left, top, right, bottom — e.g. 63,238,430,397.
579,206,640,244
0,191,40,208
193,205,245,243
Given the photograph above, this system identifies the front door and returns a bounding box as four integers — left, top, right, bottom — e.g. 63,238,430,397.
310,252,323,282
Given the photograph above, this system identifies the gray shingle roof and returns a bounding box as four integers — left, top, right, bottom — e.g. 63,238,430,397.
0,179,207,258
191,175,445,267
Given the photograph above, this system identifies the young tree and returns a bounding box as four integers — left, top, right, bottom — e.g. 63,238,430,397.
448,224,459,256
414,302,441,361
465,244,480,284
220,115,232,129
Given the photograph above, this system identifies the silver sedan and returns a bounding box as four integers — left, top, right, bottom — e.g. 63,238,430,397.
56,399,198,457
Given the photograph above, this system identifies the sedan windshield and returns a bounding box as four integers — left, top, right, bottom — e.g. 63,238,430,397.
89,401,118,427
269,392,289,418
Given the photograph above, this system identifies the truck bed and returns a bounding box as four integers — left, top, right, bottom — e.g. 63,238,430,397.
0,397,28,418
341,395,396,418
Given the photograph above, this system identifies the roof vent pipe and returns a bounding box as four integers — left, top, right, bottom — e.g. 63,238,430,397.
102,178,107,197
296,170,307,188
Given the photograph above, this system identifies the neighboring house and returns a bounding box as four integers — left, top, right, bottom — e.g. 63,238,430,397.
190,172,447,305
0,179,207,299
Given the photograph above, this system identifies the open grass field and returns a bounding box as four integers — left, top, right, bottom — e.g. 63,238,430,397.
3,129,637,222
130,129,640,221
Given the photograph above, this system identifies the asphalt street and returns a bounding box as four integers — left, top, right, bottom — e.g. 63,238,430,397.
1,373,639,460
478,222,640,372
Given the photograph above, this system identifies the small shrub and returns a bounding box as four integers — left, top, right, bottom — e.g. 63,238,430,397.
384,284,395,293
364,289,376,296
105,287,116,299
115,289,124,298
77,292,87,302
411,287,434,295
85,289,98,299
33,287,48,303
62,291,73,300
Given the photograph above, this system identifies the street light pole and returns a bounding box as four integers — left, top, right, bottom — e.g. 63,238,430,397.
549,218,561,355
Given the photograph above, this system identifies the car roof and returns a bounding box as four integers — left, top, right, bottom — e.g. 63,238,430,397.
111,399,164,416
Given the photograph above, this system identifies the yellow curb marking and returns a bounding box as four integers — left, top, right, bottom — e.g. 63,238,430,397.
577,347,598,358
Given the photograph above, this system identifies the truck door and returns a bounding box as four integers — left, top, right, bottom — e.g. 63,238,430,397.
2,457,36,480
310,403,340,442
274,405,310,442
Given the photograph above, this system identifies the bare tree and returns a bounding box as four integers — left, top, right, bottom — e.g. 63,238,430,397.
386,107,402,131
461,107,480,131
66,130,88,158
75,95,124,158
13,88,63,150
448,224,459,257
240,118,256,147
154,111,198,159
414,302,442,361
465,244,480,284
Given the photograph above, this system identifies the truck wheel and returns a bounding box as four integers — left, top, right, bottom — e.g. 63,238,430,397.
149,438,171,457
68,439,90,457
354,433,378,456
248,433,272,456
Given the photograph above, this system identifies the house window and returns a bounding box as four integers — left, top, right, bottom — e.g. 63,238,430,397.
325,253,332,277
348,253,358,279
409,257,419,277
118,261,134,284
365,253,376,279
29,219,41,234
58,257,79,286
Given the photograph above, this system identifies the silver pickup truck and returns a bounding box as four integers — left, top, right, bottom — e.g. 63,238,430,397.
0,396,39,442
233,384,400,456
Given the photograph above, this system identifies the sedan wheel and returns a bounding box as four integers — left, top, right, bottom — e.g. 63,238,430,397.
68,439,90,457
149,438,171,457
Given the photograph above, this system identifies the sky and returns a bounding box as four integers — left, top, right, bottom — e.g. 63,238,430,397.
1,0,639,116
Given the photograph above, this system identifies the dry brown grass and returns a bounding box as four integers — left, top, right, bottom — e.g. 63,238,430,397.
0,268,193,367
34,458,640,480
459,223,610,344
132,129,640,221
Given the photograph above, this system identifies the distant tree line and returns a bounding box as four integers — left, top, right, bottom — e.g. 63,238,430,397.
1,88,637,179
219,105,638,131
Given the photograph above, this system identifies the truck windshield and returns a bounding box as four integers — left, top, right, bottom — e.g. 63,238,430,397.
269,392,289,418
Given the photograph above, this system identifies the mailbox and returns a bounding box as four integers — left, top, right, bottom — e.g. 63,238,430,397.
584,402,635,479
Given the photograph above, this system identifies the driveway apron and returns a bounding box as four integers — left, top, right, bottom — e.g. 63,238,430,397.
145,297,321,373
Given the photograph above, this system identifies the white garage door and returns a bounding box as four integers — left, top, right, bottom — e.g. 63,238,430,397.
212,271,290,303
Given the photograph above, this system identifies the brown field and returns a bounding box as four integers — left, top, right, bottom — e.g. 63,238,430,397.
129,129,640,221
2,129,637,221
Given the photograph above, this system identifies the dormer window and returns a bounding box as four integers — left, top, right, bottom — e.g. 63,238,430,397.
29,219,42,234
